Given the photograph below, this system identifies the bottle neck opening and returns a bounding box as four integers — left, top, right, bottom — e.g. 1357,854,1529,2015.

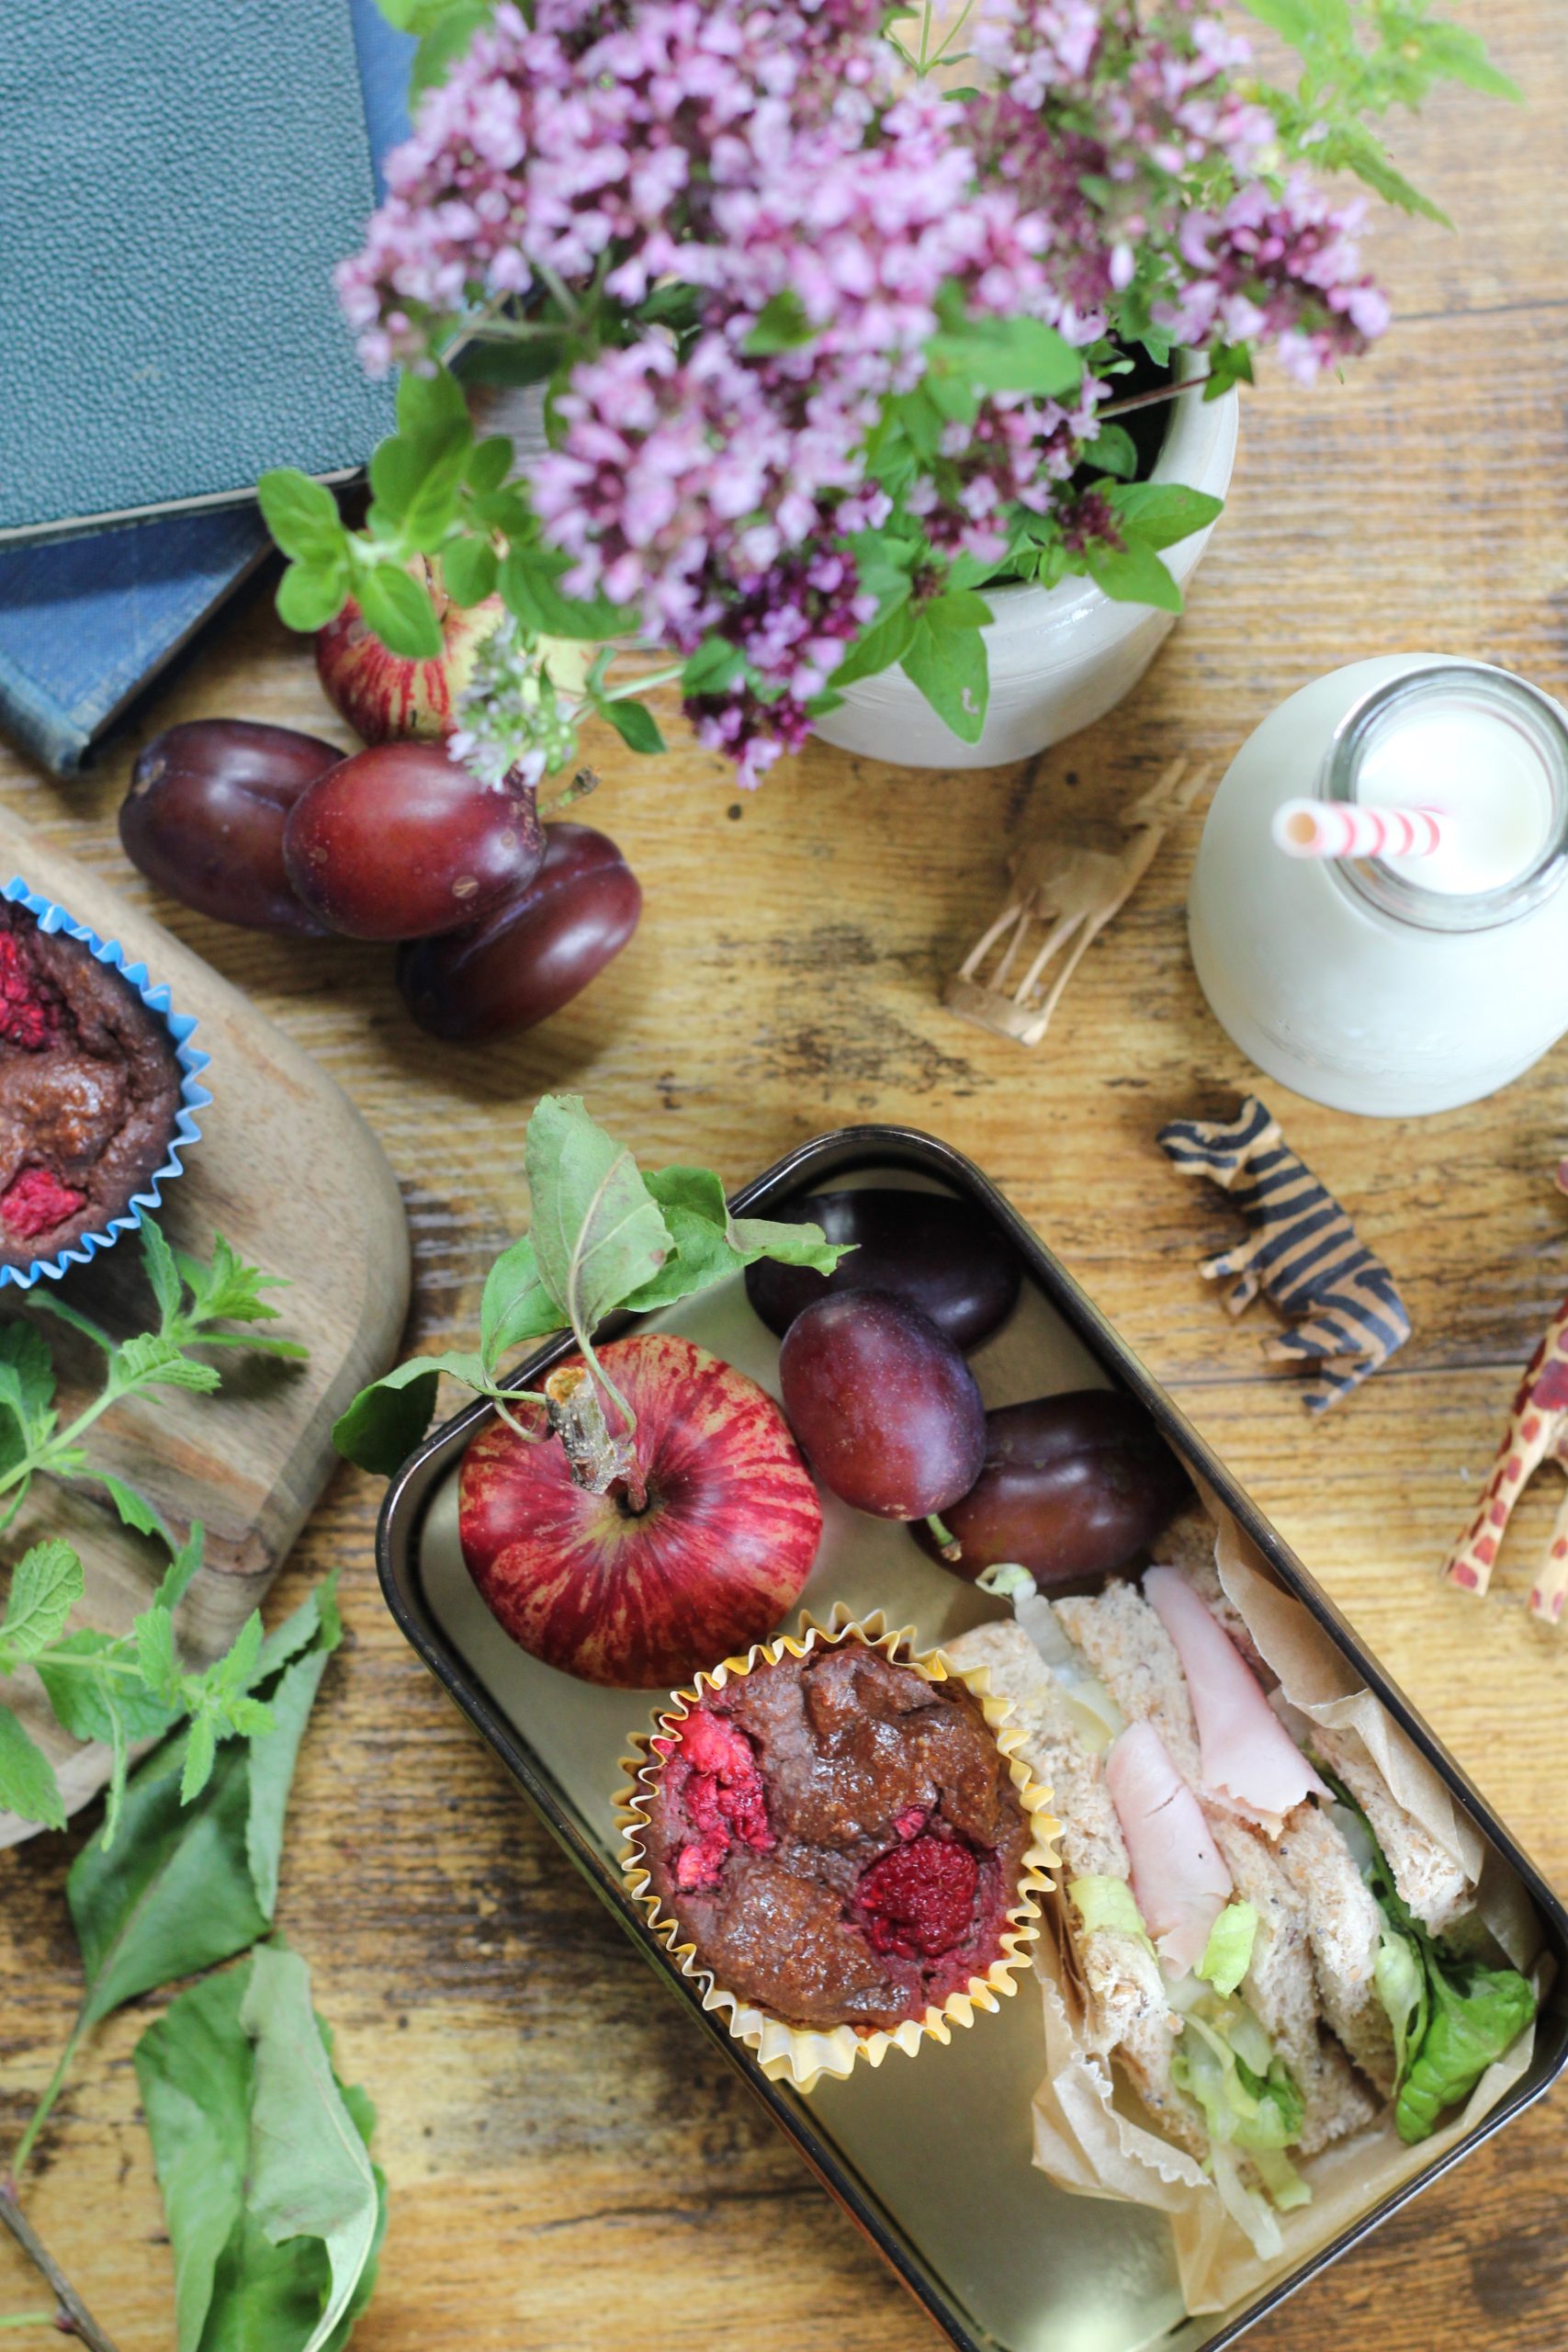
1320,662,1568,935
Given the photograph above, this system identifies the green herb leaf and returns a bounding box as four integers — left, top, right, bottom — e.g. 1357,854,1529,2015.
355,564,445,662
899,612,990,743
500,546,627,640
479,1238,564,1371
153,1525,207,1614
0,1324,57,1465
1108,481,1224,551
241,1942,382,2352
331,1351,491,1476
928,312,1082,399
35,1630,180,1747
1083,533,1183,613
257,472,344,566
681,639,746,697
410,1,491,96
523,1095,671,1340
135,1606,181,1707
136,1948,385,2352
829,601,917,690
0,1702,64,1830
440,534,500,607
1080,423,1138,480
395,361,469,441
741,290,817,357
0,1539,84,1663
245,1648,334,1917
277,560,351,634
89,1471,171,1545
594,695,666,755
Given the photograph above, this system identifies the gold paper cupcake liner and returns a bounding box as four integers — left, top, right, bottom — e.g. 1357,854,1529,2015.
616,1603,1060,2092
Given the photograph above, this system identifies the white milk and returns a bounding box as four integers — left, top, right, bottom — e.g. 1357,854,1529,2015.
1187,656,1568,1116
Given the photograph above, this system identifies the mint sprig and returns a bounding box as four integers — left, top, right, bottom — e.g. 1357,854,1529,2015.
334,1094,852,1477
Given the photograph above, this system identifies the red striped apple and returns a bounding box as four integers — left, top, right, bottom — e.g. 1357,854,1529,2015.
457,1333,822,1688
315,560,504,744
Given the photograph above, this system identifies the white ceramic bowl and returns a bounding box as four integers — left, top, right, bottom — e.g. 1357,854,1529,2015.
815,378,1240,771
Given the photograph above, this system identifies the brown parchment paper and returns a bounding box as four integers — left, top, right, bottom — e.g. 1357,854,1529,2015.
1029,1496,1548,2315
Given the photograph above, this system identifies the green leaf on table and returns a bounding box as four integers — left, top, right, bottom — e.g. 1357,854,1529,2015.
1083,533,1183,613
175,1234,288,1327
254,1572,342,1690
479,1237,564,1371
899,610,990,744
35,1629,179,1747
137,1949,386,2352
593,695,666,756
524,1094,671,1339
89,1467,168,1542
440,533,499,608
0,1703,64,1830
245,1648,335,1917
1108,481,1224,550
0,1323,57,1466
153,1524,207,1613
332,1351,491,1475
114,1333,223,1396
355,564,445,662
68,1585,339,2016
135,1605,181,1708
241,1943,383,2352
0,1538,84,1664
257,472,344,567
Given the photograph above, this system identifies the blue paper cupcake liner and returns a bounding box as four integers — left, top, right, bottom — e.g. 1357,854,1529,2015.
0,876,211,1288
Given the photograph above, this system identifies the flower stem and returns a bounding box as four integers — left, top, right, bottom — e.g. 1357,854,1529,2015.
0,2318,60,2332
0,1388,124,1509
601,663,683,702
9,2015,85,2185
0,2185,120,2352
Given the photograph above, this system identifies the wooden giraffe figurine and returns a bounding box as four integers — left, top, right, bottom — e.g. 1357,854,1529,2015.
946,760,1208,1046
1444,1159,1568,1624
1157,1095,1411,1413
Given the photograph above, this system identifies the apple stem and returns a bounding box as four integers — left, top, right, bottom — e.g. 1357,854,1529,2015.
924,1511,964,1564
544,1362,640,1498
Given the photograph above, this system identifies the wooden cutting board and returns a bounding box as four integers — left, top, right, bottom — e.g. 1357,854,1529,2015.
0,809,411,1844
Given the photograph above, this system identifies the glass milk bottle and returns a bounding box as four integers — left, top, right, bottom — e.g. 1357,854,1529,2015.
1187,655,1568,1115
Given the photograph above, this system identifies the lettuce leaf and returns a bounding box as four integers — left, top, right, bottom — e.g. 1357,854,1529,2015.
1067,1876,1154,1952
1195,1901,1259,1998
1173,2006,1305,2154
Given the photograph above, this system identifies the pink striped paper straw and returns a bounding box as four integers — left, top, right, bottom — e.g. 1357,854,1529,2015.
1271,798,1448,861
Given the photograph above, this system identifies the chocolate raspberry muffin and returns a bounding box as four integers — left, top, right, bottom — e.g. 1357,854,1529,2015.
637,1635,1032,2033
0,904,182,1272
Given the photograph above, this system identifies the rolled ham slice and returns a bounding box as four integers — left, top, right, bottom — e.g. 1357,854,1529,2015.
1105,1719,1233,1975
1145,1565,1329,1827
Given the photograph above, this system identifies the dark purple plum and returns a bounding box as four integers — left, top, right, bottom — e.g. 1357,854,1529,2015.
778,1290,986,1521
744,1189,1021,1351
912,1389,1190,1588
283,741,543,941
120,718,338,935
396,821,640,1042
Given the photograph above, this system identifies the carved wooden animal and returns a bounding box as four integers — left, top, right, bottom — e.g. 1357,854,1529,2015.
946,759,1208,1046
1444,1160,1568,1623
1157,1095,1411,1413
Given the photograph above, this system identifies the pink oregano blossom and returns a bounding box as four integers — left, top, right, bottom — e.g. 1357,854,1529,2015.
333,0,1410,781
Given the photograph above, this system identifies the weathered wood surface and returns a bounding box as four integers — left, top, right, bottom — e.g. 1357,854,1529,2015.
0,804,412,1844
2,12,1565,2346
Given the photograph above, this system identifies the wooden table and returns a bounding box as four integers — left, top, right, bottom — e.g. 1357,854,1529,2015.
3,12,1565,2346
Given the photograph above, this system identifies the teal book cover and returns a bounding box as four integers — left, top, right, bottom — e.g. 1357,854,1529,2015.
0,0,412,774
4,0,398,541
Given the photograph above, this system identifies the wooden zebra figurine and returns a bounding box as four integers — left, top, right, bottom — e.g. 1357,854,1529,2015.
1157,1096,1412,1413
1444,1159,1568,1624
